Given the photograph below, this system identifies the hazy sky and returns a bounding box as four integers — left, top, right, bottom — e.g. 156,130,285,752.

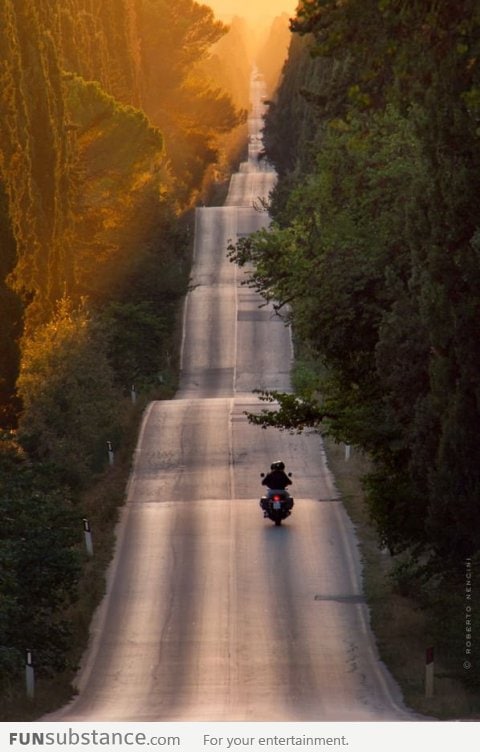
206,0,299,25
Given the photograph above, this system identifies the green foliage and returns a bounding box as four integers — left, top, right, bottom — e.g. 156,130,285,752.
229,4,480,703
231,0,480,569
246,389,332,433
101,301,170,391
387,551,480,690
99,212,190,391
0,436,81,689
263,33,324,178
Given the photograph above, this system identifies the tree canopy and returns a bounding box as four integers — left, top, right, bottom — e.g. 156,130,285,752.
0,0,247,704
231,0,480,565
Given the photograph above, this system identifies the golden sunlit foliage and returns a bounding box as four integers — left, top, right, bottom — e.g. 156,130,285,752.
0,0,242,408
0,0,244,700
17,300,121,485
58,0,142,107
198,17,251,181
137,0,246,202
0,0,76,329
64,74,170,300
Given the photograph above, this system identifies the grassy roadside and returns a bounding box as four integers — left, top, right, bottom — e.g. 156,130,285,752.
322,437,479,719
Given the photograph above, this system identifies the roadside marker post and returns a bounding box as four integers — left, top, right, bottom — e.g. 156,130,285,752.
425,646,434,697
131,384,137,405
83,518,94,557
25,650,35,699
345,444,351,461
107,440,114,466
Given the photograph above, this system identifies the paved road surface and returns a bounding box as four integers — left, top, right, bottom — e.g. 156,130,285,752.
48,72,410,722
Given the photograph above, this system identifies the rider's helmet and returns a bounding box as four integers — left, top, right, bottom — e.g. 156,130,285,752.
271,460,285,471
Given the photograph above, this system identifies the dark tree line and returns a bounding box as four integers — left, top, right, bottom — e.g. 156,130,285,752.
231,0,480,568
228,0,480,694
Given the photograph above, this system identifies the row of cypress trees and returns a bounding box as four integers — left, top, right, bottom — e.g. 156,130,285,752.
229,0,480,692
0,0,249,709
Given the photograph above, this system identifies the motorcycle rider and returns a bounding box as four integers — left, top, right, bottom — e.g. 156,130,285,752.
260,460,292,517
262,460,292,492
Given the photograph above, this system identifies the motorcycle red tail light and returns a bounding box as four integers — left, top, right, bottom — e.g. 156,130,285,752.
273,495,281,501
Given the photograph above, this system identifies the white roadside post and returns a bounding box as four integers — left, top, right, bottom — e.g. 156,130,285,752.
83,518,94,557
425,646,434,697
345,444,351,461
131,384,136,405
25,650,35,699
107,440,114,466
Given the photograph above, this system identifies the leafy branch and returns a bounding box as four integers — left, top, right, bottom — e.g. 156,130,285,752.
245,389,335,433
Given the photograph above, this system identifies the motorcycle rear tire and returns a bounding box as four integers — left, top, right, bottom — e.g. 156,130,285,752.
274,517,282,526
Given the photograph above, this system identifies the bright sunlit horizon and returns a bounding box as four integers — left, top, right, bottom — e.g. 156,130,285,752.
205,0,299,26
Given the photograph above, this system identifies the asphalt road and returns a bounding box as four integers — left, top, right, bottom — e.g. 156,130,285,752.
48,72,411,722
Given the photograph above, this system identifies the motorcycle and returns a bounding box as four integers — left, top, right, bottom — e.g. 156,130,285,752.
259,473,294,526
